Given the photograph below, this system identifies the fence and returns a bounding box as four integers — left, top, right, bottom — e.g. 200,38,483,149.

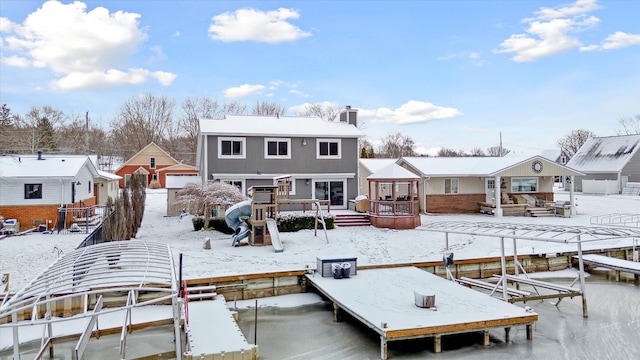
56,204,109,235
582,179,619,195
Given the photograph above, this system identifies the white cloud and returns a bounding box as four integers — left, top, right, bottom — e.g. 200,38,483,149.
496,0,602,62
289,89,310,98
1,1,175,90
531,0,599,21
289,101,339,115
1,55,29,67
223,84,266,98
601,31,640,50
50,68,175,90
208,8,311,43
360,100,462,125
148,45,167,62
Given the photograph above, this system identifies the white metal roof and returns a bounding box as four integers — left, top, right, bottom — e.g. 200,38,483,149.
199,115,363,138
359,158,398,174
97,169,122,180
0,154,98,178
399,155,582,177
566,134,640,173
0,241,176,316
420,221,640,243
367,163,420,180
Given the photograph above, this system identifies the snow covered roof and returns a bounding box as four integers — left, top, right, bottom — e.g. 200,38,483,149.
359,158,398,174
399,155,582,177
199,115,363,138
367,163,420,180
0,154,98,178
566,135,640,173
97,170,122,181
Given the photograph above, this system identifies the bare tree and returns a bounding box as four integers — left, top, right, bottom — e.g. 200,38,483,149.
302,103,341,122
10,105,65,153
470,147,486,157
377,132,417,158
110,93,176,160
0,104,18,153
251,101,287,117
486,145,511,157
617,114,640,135
437,148,463,157
557,129,597,156
179,97,247,164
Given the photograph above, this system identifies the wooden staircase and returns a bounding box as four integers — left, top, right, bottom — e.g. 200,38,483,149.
526,207,555,217
334,213,371,227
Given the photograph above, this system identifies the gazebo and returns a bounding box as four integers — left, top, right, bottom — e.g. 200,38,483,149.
367,163,421,229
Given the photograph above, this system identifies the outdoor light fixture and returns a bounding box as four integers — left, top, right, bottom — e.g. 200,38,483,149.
75,181,82,185
306,179,310,185
302,139,307,146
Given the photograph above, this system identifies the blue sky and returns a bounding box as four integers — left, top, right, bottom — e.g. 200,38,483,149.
1,0,639,155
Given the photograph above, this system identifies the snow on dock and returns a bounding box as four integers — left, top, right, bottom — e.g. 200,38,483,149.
578,254,640,283
183,295,258,360
306,266,538,359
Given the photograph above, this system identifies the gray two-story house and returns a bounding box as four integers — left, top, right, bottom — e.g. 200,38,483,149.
195,107,363,209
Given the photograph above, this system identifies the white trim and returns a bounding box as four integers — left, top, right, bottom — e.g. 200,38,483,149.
264,137,291,159
218,137,246,159
316,138,341,159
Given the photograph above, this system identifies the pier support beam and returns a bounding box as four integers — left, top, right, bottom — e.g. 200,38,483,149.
434,334,442,353
333,303,342,322
380,336,387,360
505,327,511,342
526,324,533,340
482,330,490,346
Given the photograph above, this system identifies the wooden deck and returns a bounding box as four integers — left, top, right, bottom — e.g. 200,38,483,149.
306,267,537,359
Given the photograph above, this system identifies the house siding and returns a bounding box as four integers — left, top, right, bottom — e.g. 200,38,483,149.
205,135,359,206
621,151,640,182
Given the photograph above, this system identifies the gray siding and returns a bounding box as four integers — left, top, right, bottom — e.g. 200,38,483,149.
622,151,640,182
207,136,358,175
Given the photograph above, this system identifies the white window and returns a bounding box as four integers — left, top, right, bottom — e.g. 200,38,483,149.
511,177,538,192
444,178,459,194
316,139,341,159
222,180,245,194
218,137,246,159
264,138,291,159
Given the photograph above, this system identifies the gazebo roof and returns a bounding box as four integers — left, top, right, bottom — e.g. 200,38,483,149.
367,163,420,180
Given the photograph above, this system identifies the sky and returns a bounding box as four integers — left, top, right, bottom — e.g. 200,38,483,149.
1,0,639,156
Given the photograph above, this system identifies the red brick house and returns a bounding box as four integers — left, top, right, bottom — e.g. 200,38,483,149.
115,142,198,188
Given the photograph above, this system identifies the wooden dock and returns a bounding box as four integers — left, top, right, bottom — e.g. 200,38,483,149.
577,254,640,283
306,267,538,359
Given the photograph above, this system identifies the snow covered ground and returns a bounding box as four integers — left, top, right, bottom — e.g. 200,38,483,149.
1,188,639,292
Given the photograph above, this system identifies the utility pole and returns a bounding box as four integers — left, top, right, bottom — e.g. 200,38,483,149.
85,111,89,156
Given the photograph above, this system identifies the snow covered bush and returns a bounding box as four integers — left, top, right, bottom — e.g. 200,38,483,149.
277,212,335,232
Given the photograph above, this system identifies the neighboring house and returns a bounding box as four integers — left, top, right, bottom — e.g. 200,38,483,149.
115,142,198,188
395,155,584,215
0,151,99,230
95,170,122,205
166,173,201,216
196,107,363,209
565,134,640,193
358,158,398,195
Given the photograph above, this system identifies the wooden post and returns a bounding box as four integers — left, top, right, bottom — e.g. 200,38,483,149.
483,330,490,346
576,235,589,318
333,303,342,322
380,336,388,360
434,334,442,353
615,270,620,282
505,327,511,342
526,324,533,340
